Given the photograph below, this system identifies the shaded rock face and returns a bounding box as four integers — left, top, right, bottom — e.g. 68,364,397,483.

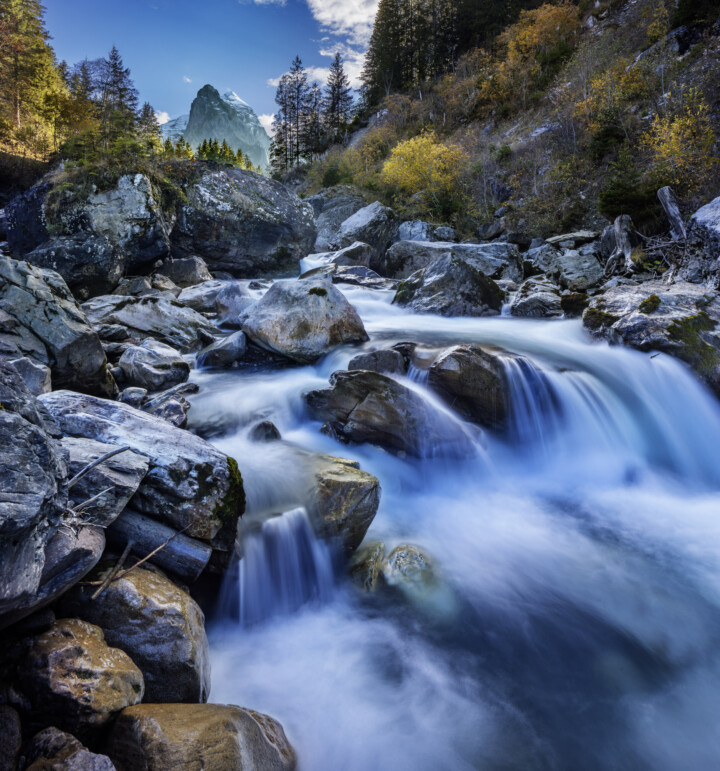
309,455,381,554
106,703,296,771
81,295,216,353
348,348,407,375
0,705,21,771
24,726,116,770
60,566,210,704
0,256,114,397
242,279,368,363
394,255,505,317
172,169,316,277
510,277,563,318
349,541,386,592
195,331,246,369
117,339,190,391
160,256,213,288
5,182,50,255
528,242,604,292
428,345,508,430
681,195,720,286
332,201,398,268
583,281,720,395
330,241,373,268
306,369,472,458
308,187,367,252
176,280,227,313
384,241,523,283
39,391,245,543
215,282,255,327
9,618,144,740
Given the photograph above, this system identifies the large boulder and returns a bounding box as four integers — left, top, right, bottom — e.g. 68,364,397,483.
510,277,563,318
117,339,190,391
528,242,604,291
23,726,116,771
59,566,210,704
160,256,213,287
8,618,144,740
332,201,398,268
0,255,114,396
106,703,296,771
309,455,381,554
308,186,366,252
39,391,245,544
306,369,473,457
384,241,523,282
348,348,407,375
427,345,508,430
393,255,505,317
195,331,246,369
330,241,373,267
395,220,436,243
171,168,316,277
242,279,368,363
583,280,720,395
81,295,216,352
176,280,228,313
680,195,720,285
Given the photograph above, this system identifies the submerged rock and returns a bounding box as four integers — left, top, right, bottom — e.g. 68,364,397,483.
106,703,296,771
60,566,210,704
242,279,368,363
583,280,720,395
306,370,472,457
393,255,505,317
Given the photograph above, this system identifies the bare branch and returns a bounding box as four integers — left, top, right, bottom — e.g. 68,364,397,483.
68,445,132,489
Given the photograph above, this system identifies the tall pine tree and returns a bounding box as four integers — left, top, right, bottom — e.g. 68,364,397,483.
324,52,353,144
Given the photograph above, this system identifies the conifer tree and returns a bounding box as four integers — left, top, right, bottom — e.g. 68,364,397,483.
99,46,138,145
137,102,161,154
324,52,353,143
302,82,325,160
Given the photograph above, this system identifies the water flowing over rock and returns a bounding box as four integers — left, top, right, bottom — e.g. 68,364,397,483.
0,255,114,396
510,277,563,318
81,295,216,352
117,339,189,391
307,187,367,252
242,279,368,363
427,345,508,430
39,391,245,543
583,280,720,395
106,703,296,771
171,169,316,277
59,566,210,704
393,255,505,317
384,240,523,282
23,726,116,770
306,369,473,457
7,618,144,740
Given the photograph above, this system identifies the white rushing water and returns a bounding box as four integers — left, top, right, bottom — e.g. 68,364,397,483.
189,283,720,771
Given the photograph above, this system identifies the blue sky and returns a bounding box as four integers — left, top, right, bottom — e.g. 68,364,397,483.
45,0,377,133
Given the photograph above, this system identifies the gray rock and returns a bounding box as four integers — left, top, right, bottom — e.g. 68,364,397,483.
583,280,720,395
393,255,505,317
384,240,523,282
0,306,49,371
196,331,247,369
161,256,213,287
434,226,457,242
24,726,116,770
681,195,720,286
309,187,367,252
3,355,51,394
63,437,149,527
242,279,368,363
306,369,473,458
172,168,316,277
349,541,385,592
106,703,296,771
39,391,245,543
527,243,604,291
348,348,407,375
0,255,114,396
332,201,398,268
249,420,281,442
396,220,435,242
330,241,373,267
545,230,599,249
298,264,396,290
118,387,147,408
477,219,506,241
510,277,563,318
60,566,210,704
118,339,190,391
428,345,508,430
176,280,228,313
81,295,216,352
215,282,255,327
113,277,154,297
141,382,198,429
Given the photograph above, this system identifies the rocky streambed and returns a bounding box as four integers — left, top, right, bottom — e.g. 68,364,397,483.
2,169,720,769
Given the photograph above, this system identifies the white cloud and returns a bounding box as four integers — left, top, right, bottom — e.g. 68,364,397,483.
305,0,379,46
183,75,192,83
155,111,171,125
240,0,286,5
258,113,275,136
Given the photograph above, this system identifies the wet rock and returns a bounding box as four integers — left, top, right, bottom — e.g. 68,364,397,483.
140,382,198,429
583,280,720,395
172,168,316,277
117,339,189,391
0,255,114,396
81,295,216,352
196,331,247,369
106,703,296,771
60,566,210,704
40,391,245,543
681,195,720,286
510,277,563,318
560,292,590,318
24,726,116,770
349,541,385,592
63,438,149,527
0,705,21,771
118,387,147,408
332,201,398,268
308,186,366,252
175,280,227,313
393,255,505,317
161,256,213,287
330,241,373,268
298,264,396,290
306,369,472,457
215,282,255,327
9,618,143,740
249,420,281,442
384,240,523,282
242,279,367,363
527,242,604,291
310,455,381,554
428,345,508,430
348,348,407,375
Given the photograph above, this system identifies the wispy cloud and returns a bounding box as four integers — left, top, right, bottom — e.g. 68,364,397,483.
183,75,192,83
155,110,171,125
305,0,378,46
258,113,275,136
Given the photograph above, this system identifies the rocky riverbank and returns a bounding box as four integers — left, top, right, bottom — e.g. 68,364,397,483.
1,163,720,769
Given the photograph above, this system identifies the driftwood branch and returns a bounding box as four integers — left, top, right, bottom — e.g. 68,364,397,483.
70,487,115,516
68,446,132,489
91,540,133,600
